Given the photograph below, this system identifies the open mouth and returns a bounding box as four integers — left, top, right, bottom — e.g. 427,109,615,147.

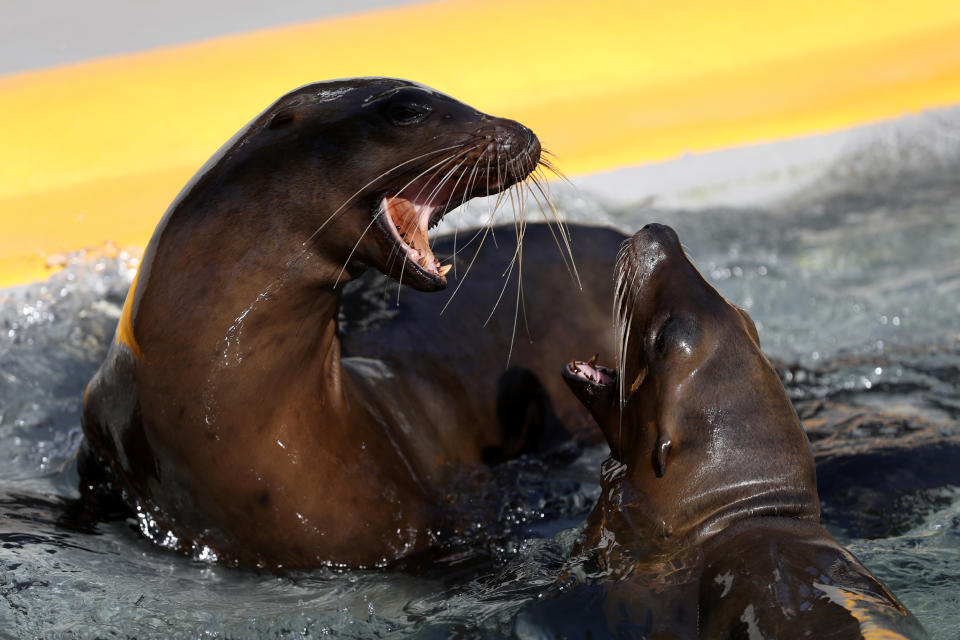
564,354,617,388
374,170,507,285
377,181,456,283
373,136,539,287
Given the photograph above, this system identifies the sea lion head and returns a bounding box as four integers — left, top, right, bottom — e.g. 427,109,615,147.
563,223,819,542
196,77,541,292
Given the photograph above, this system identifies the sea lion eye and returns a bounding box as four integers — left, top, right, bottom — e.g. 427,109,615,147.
653,325,667,356
653,314,700,357
386,102,432,126
654,317,673,356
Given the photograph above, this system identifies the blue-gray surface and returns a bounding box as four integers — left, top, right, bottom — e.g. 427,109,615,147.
1,0,416,74
1,113,959,637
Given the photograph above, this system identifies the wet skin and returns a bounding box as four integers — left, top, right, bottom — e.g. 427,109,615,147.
560,223,927,638
80,77,624,569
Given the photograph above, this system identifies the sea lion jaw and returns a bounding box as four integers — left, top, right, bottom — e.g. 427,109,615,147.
562,359,623,454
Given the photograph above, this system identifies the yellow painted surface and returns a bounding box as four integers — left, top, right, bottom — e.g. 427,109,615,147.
2,0,960,286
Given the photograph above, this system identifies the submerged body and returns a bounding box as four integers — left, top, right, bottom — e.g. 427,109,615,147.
79,77,623,569
560,224,927,638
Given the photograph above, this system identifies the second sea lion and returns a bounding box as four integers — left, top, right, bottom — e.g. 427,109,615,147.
559,223,927,638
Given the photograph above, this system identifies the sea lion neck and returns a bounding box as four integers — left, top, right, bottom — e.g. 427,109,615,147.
121,167,362,428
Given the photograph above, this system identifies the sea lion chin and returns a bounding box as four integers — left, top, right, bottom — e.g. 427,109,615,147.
560,223,927,638
78,78,617,571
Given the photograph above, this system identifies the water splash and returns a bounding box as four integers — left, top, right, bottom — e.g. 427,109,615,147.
2,152,960,637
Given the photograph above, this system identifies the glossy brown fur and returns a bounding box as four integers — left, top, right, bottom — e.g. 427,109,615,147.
80,78,622,569
560,223,927,638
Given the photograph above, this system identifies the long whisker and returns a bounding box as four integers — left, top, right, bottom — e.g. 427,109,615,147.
527,168,581,289
382,144,483,214
439,178,511,315
331,146,479,289
526,174,575,282
391,149,485,305
538,152,576,188
483,183,525,326
302,144,464,249
534,162,579,260
487,155,501,249
450,152,488,277
509,172,533,360
506,196,527,365
481,154,534,362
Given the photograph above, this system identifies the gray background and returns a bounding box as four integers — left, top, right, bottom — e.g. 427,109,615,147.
1,0,415,74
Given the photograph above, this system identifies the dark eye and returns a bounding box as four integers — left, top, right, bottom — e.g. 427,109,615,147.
387,102,432,126
653,314,700,357
654,318,671,356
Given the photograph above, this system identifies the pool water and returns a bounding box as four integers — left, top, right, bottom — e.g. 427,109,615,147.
2,139,959,638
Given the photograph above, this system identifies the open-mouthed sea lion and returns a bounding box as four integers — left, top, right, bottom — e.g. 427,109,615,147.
559,223,927,638
79,77,624,570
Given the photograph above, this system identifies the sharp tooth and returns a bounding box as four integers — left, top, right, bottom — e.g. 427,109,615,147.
418,256,429,268
438,264,452,276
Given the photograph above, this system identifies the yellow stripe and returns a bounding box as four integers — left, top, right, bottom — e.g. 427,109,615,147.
2,0,960,286
116,269,144,360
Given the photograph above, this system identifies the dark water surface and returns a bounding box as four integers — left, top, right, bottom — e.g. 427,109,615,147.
1,152,959,638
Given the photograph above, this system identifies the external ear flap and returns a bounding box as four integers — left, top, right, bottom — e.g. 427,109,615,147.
629,366,647,394
268,111,296,130
653,437,671,478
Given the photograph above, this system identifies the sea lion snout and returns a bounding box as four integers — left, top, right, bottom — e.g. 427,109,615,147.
475,119,541,186
613,223,686,301
638,222,681,243
631,223,683,257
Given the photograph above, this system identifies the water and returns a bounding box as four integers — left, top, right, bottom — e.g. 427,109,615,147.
2,143,959,638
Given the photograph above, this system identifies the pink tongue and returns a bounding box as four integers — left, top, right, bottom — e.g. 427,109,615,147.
571,358,614,385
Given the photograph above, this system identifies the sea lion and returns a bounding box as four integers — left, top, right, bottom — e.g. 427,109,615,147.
79,77,624,570
558,223,927,638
